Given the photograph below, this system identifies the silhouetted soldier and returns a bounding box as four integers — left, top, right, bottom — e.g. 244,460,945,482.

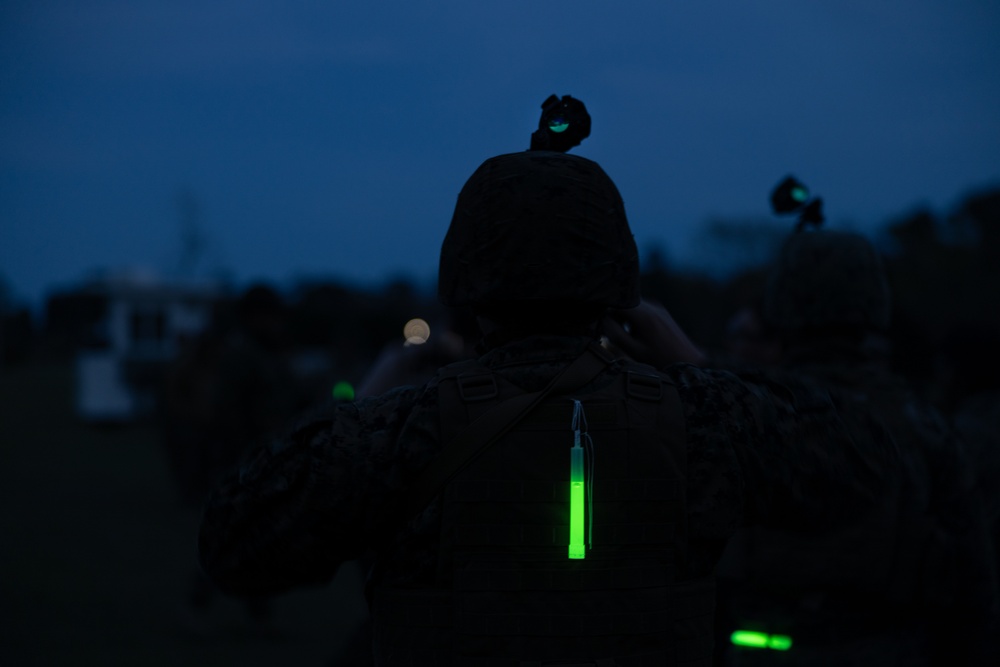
708,230,997,665
937,326,1000,626
721,301,780,368
162,327,225,509
200,151,900,665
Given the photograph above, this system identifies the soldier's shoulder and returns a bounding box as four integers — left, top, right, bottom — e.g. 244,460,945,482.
663,361,838,413
287,384,429,448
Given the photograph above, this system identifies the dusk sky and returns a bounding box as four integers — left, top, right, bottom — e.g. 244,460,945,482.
2,1,999,309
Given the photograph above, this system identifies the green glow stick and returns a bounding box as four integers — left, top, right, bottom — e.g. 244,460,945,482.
730,630,793,651
731,631,769,648
569,446,585,559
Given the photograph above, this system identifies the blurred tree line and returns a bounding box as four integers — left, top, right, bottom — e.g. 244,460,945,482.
637,185,1000,401
0,276,34,368
881,189,1000,385
5,185,997,401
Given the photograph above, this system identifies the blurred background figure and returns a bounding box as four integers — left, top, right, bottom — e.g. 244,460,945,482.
209,284,303,485
713,225,997,665
162,326,225,510
356,311,479,398
721,300,780,367
163,283,308,638
934,326,1000,592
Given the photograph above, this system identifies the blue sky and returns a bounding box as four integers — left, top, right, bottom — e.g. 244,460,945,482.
2,1,999,308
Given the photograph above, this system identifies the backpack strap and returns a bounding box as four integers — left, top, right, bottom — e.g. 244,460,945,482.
395,342,614,529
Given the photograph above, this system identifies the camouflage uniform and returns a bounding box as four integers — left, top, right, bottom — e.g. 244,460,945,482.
207,327,302,479
199,153,899,665
199,335,897,643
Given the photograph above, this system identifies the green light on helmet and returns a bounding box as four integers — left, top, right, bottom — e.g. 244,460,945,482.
548,117,570,133
790,186,809,203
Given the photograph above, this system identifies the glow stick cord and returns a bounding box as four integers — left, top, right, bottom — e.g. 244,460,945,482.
585,429,594,551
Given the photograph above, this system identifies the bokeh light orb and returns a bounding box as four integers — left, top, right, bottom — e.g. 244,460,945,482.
403,318,431,345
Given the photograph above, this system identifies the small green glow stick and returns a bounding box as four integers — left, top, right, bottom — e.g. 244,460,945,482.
730,630,793,651
569,446,585,559
731,631,769,648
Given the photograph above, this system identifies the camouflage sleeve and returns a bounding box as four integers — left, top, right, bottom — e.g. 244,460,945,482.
671,364,899,555
198,383,440,596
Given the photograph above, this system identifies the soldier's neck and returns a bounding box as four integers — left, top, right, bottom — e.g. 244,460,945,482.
476,317,601,352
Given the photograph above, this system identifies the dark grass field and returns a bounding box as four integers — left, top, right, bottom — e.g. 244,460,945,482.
0,361,367,666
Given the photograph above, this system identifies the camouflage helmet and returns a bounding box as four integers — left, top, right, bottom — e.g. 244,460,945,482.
438,151,639,310
763,230,891,335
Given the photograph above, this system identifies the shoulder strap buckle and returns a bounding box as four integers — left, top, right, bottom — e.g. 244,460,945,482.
457,373,498,402
626,371,663,401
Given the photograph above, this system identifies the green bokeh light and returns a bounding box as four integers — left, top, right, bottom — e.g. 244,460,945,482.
790,187,808,202
332,381,355,401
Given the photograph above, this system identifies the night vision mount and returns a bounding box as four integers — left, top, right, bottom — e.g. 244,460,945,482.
771,175,825,231
529,94,591,153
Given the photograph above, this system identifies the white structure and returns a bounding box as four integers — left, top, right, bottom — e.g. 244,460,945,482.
75,273,222,422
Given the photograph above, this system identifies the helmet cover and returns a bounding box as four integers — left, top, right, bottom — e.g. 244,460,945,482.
439,151,639,310
763,231,891,334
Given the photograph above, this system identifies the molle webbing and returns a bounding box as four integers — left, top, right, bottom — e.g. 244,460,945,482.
449,477,683,548
436,365,688,562
373,354,712,665
390,345,614,531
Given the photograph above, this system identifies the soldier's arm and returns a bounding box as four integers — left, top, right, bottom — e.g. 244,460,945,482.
605,299,706,367
198,385,432,596
672,365,900,545
608,300,898,529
